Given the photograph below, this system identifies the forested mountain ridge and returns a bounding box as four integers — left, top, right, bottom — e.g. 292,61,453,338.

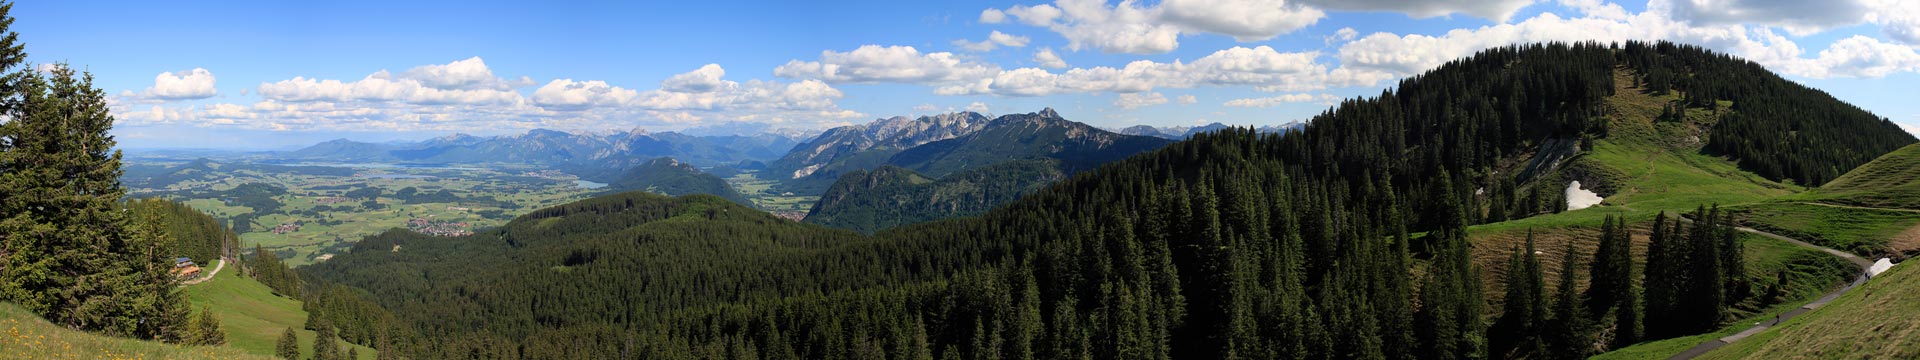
805,159,1065,233
302,42,1912,359
604,157,753,206
885,108,1171,178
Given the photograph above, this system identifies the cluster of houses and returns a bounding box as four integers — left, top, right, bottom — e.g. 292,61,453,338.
171,257,202,280
520,169,567,179
406,217,473,237
270,222,302,234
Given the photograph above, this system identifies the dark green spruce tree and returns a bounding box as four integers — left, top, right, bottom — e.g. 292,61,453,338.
1489,231,1545,359
1546,243,1593,359
1415,175,1486,360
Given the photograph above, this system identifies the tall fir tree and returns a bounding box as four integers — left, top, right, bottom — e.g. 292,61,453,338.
0,16,187,339
1490,231,1545,359
277,327,301,359
1415,174,1486,360
1547,243,1593,359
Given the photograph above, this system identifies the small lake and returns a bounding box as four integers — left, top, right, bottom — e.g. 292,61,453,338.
575,180,608,189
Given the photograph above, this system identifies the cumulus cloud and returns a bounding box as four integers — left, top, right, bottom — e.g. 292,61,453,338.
532,79,637,110
143,68,218,100
1034,48,1070,68
983,0,1321,54
1331,3,1920,79
661,64,729,92
1663,0,1870,34
1866,0,1920,44
121,59,860,132
1160,0,1324,41
1222,93,1340,107
981,8,1009,23
258,71,523,105
1113,92,1169,109
953,32,1028,52
400,56,522,90
1176,94,1198,104
965,102,991,113
938,45,1392,97
1297,0,1539,23
776,45,1001,84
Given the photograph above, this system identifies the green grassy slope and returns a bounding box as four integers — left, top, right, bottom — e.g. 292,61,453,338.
182,263,375,359
1791,143,1920,210
1700,262,1920,359
0,302,269,360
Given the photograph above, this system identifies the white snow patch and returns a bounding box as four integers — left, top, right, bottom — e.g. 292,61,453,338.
1566,181,1603,210
1869,258,1896,278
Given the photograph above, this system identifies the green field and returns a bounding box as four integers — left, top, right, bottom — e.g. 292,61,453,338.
181,261,376,359
0,301,269,360
133,163,604,266
1788,143,1920,210
1729,202,1920,258
726,171,820,216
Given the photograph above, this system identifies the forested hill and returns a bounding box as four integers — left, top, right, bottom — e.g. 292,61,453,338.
604,157,752,206
302,42,1912,358
805,159,1065,233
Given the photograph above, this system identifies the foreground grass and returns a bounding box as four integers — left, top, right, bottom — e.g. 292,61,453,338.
182,265,375,359
1700,262,1920,359
0,302,268,360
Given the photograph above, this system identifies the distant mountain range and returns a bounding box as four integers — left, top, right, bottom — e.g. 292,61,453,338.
280,129,808,182
1115,121,1306,139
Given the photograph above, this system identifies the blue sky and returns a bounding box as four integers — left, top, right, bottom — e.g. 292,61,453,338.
16,0,1920,149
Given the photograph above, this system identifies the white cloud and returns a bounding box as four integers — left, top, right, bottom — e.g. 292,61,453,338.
126,60,860,132
1176,94,1198,104
1866,0,1920,44
981,8,1009,23
1330,3,1920,79
1113,92,1169,109
990,31,1031,48
775,45,1001,84
913,103,941,112
1004,4,1065,26
532,79,637,110
985,0,1321,54
1297,0,1538,23
943,45,1392,97
1793,35,1920,78
953,30,1033,52
1663,0,1869,34
953,39,1000,52
258,71,523,105
661,63,729,92
1328,27,1359,45
1222,93,1340,107
1034,48,1070,68
966,101,991,113
1160,0,1324,41
400,56,517,90
144,68,218,100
